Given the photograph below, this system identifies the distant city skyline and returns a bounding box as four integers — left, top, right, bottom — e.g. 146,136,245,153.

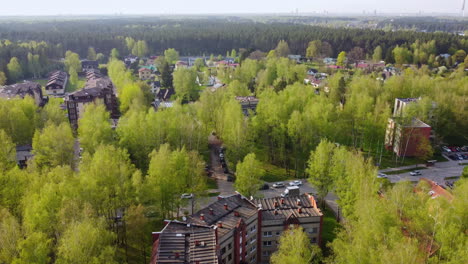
0,0,467,16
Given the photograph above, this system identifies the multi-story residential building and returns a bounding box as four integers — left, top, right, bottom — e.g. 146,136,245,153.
139,67,152,80
151,220,218,264
45,70,68,95
253,194,323,263
81,59,99,72
385,98,432,157
0,81,47,106
65,72,119,129
151,193,323,264
188,194,260,264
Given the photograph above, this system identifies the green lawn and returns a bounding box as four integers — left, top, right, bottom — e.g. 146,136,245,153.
321,206,340,257
260,163,297,182
206,177,217,190
366,149,448,169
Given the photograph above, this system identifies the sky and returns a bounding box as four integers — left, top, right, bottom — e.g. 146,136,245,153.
0,0,465,16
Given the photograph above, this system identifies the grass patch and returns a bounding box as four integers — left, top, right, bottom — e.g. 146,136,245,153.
365,148,447,169
260,163,296,182
445,176,461,180
384,167,427,175
321,206,340,256
208,192,221,197
206,177,217,190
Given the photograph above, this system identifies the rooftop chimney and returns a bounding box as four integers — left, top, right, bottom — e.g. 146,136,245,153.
280,198,285,204
298,207,302,214
217,196,222,200
234,211,240,217
296,199,302,206
209,208,214,215
200,214,205,221
218,221,223,228
274,201,279,208
274,209,278,215
224,203,228,210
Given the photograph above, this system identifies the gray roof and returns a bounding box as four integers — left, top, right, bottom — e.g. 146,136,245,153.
253,194,322,221
0,81,41,99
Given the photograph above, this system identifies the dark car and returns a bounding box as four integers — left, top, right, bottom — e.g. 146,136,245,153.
223,167,229,174
259,183,269,190
227,174,234,182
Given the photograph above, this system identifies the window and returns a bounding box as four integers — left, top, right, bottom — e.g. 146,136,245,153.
263,231,272,237
312,237,317,243
228,254,232,261
250,225,256,233
250,245,256,253
221,259,226,264
221,247,226,255
228,243,232,250
308,228,318,234
250,237,256,244
262,251,270,257
276,231,281,236
263,241,272,247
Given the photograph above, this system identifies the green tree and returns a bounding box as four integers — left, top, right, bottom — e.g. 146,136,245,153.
78,102,114,154
275,40,291,57
234,153,264,197
7,57,23,82
306,40,322,58
159,58,173,88
68,67,79,91
125,37,136,53
414,136,433,166
173,68,199,101
372,45,383,62
392,46,413,65
231,49,237,58
0,208,21,263
0,71,6,85
336,51,347,67
164,48,180,64
32,122,75,169
64,51,81,73
87,47,97,61
193,58,205,71
306,140,336,205
0,130,16,171
12,232,51,264
110,48,120,60
270,226,322,264
56,218,117,264
453,49,467,63
125,204,151,262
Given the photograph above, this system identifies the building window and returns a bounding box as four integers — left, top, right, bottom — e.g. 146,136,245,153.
250,225,256,233
312,237,317,243
228,254,232,261
221,258,226,264
228,243,232,250
263,231,272,237
263,241,272,247
221,247,226,255
262,251,270,257
308,228,318,234
276,231,281,236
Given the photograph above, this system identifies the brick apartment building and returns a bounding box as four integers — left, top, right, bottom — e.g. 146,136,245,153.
151,193,323,264
65,71,119,129
385,98,432,157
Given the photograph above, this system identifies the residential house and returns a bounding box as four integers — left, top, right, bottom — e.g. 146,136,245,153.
16,145,33,169
65,74,119,129
0,81,47,106
253,194,323,264
45,70,68,95
139,67,152,80
81,60,99,72
151,220,218,264
124,55,139,67
175,61,189,70
323,57,337,65
236,96,259,116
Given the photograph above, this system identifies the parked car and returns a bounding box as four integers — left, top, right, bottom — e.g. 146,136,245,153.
180,193,193,199
227,174,234,182
223,167,229,174
289,180,303,186
219,153,224,158
377,173,388,179
259,183,270,190
442,146,451,152
272,182,285,188
410,170,422,176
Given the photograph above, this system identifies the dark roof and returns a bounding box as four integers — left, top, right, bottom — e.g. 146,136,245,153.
0,81,42,100
46,71,67,87
81,60,99,68
157,88,175,101
253,194,322,221
396,98,419,103
235,96,259,103
189,194,258,238
152,221,218,264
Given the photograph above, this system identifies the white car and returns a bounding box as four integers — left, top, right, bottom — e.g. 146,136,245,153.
180,193,193,199
272,182,285,188
410,171,422,176
289,180,303,186
377,173,388,179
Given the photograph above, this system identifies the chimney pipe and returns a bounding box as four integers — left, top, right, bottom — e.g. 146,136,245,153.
209,208,214,215
217,196,222,200
218,221,223,228
280,198,285,204
234,211,240,217
200,214,205,221
298,207,302,214
274,209,278,215
224,203,228,210
296,199,302,206
274,201,279,208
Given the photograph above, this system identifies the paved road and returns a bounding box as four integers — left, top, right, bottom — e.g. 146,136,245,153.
379,158,465,185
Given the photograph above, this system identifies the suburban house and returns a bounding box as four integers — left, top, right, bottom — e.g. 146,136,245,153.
0,81,47,106
65,71,119,129
149,81,161,94
385,98,432,157
138,67,152,80
235,96,259,116
16,145,33,168
45,70,68,95
124,55,139,67
81,59,99,72
150,220,218,264
253,194,323,264
417,178,454,201
175,61,189,69
323,57,337,65
153,87,175,111
151,193,323,264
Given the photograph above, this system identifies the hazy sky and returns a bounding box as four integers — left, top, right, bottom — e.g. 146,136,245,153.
0,0,465,16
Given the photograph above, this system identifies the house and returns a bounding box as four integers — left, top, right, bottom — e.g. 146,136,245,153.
188,194,260,264
151,193,323,264
149,81,161,94
151,221,218,264
45,71,68,95
81,60,99,72
307,68,318,76
253,194,323,264
138,67,152,80
417,178,454,201
16,145,33,168
152,87,175,111
175,61,189,70
65,75,119,129
323,57,337,65
124,55,139,67
0,81,47,106
288,54,302,63
385,98,431,157
235,96,259,116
